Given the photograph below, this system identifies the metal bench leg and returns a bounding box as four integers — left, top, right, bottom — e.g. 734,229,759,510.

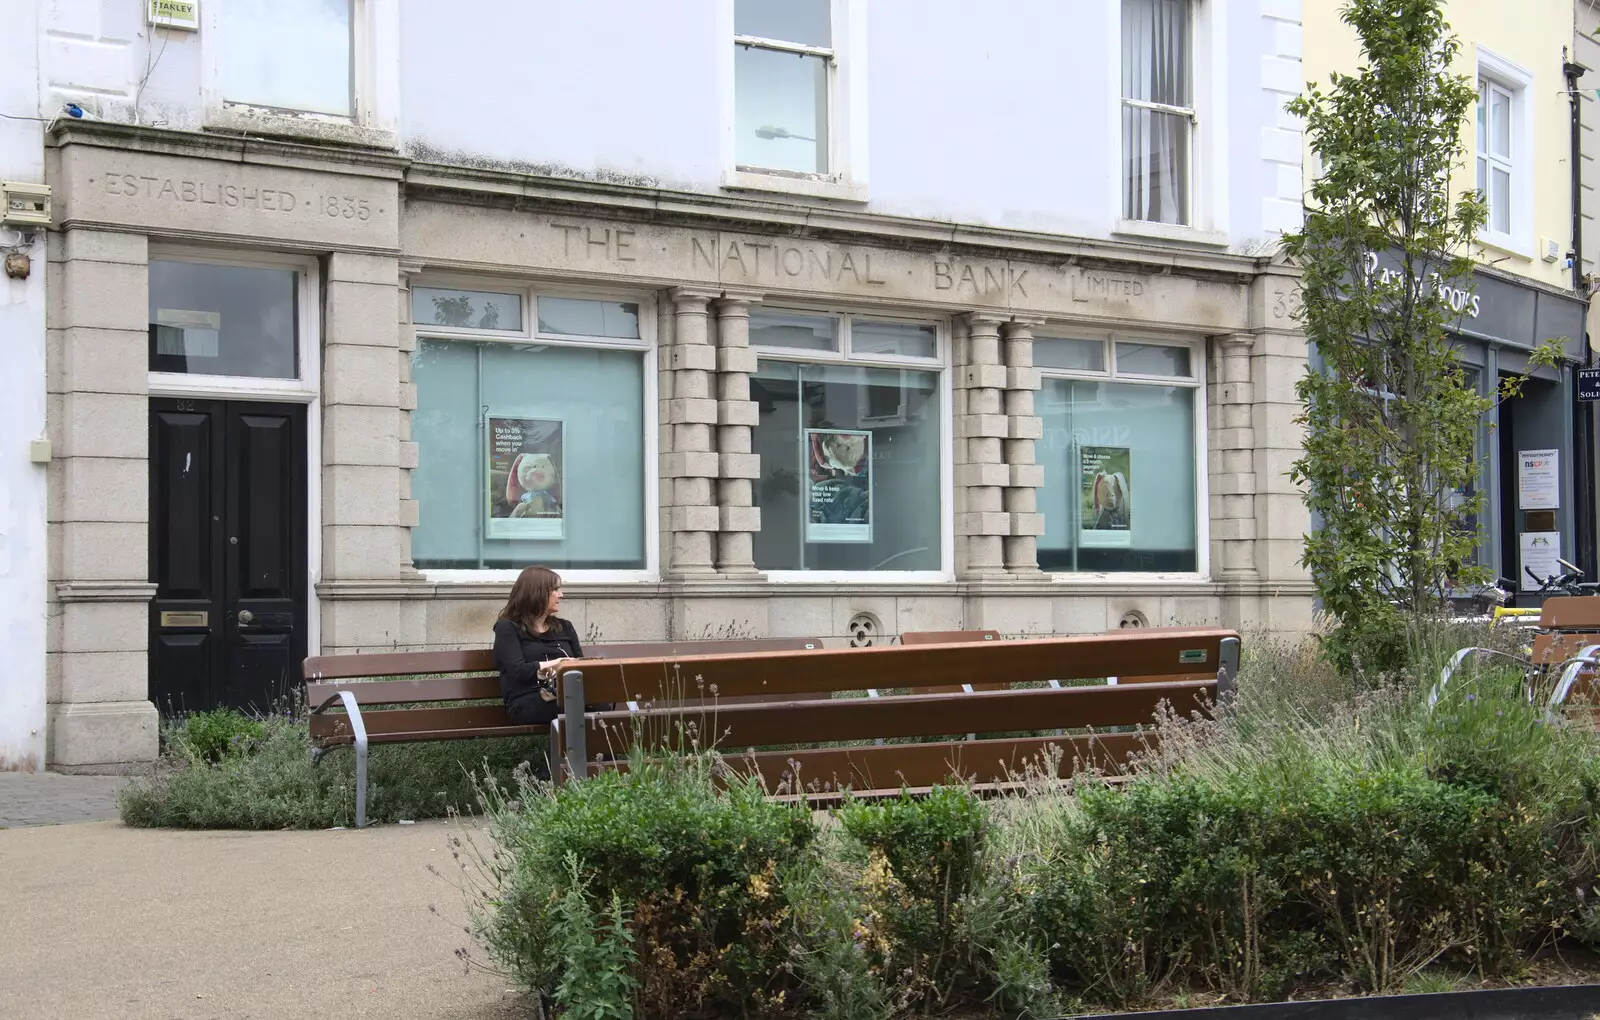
336,690,369,830
1217,637,1240,703
1547,644,1600,720
562,670,587,780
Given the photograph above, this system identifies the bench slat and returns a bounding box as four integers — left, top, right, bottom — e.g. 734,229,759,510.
580,680,1213,750
1541,597,1600,631
306,674,503,708
302,637,825,680
572,628,1237,704
583,732,1148,791
310,704,524,739
315,724,548,747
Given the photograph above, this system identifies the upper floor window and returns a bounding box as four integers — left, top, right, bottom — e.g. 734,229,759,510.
1477,78,1514,238
1121,0,1194,226
735,0,834,175
220,0,353,116
1474,48,1533,253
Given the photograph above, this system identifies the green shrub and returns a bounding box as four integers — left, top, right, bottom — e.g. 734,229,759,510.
119,715,546,829
171,708,267,764
468,751,818,1019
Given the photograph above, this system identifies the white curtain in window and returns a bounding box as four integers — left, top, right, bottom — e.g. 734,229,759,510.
1122,0,1191,225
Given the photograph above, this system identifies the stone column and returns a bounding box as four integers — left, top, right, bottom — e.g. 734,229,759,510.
1002,319,1045,574
714,294,762,576
1249,270,1313,595
322,253,413,652
956,313,1010,578
1210,333,1260,581
46,228,158,769
662,288,721,576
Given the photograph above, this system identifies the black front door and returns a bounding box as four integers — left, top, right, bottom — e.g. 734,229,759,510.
149,399,308,715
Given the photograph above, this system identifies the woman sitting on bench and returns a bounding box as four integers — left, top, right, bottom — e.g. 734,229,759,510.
493,565,583,726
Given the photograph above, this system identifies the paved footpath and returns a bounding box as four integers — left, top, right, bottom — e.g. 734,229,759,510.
0,771,131,828
0,818,534,1019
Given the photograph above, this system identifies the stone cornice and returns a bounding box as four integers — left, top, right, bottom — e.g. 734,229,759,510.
49,121,1272,284
49,120,409,179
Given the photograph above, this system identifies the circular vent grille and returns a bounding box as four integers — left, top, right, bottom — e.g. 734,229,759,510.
847,613,880,648
1118,610,1148,629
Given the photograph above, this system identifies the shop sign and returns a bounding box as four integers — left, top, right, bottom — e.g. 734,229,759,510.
1361,253,1481,318
1579,368,1600,402
148,0,199,30
1517,448,1560,511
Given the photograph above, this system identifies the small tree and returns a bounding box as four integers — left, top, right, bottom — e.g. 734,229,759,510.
1284,0,1558,668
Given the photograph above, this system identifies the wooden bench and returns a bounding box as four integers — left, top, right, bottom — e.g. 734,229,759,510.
302,637,823,827
548,627,1241,800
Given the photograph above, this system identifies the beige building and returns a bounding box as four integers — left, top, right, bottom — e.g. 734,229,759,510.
24,0,1314,771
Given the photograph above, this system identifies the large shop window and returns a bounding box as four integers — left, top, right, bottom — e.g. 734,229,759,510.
410,292,649,572
220,0,353,116
749,312,944,574
148,259,298,379
734,0,835,175
1121,0,1194,226
1036,336,1200,573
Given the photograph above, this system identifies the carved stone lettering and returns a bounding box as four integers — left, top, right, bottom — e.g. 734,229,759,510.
1073,271,1147,302
686,236,889,287
99,170,376,221
931,257,1020,300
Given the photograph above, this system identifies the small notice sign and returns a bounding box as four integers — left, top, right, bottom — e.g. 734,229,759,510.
148,0,199,31
1580,368,1600,402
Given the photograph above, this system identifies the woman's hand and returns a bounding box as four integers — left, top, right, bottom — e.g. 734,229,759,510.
536,657,574,682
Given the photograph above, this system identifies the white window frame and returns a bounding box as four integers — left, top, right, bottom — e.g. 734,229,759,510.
145,244,325,658
411,281,661,585
1475,47,1534,258
720,0,869,202
750,307,951,583
1111,0,1229,246
200,0,400,147
1033,331,1209,582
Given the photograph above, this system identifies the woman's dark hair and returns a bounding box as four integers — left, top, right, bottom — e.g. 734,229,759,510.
499,565,563,634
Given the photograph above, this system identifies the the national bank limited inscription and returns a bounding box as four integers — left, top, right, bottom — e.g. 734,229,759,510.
99,172,379,222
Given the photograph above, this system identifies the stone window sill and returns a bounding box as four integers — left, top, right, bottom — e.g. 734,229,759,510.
1113,218,1229,248
204,105,397,151
723,169,867,203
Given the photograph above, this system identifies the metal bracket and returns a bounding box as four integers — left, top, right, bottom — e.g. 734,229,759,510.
1216,636,1241,704
562,670,587,781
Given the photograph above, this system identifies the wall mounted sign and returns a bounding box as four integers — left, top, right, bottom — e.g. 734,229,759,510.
1579,368,1600,402
148,0,199,30
1520,531,1562,591
486,415,565,540
1517,448,1560,511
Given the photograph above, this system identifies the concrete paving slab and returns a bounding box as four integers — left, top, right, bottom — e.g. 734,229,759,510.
0,818,535,1019
0,771,129,828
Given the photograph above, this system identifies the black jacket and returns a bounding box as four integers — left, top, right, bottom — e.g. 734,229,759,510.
493,617,584,712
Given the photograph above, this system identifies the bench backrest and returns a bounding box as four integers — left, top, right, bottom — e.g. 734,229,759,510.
303,637,827,742
901,630,1004,694
560,627,1238,706
1541,597,1600,632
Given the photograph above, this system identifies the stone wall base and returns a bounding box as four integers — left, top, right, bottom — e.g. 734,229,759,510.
47,701,158,771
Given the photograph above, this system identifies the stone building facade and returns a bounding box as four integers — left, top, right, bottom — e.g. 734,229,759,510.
42,120,1313,769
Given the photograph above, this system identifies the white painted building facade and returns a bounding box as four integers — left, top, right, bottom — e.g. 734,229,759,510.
6,0,1308,771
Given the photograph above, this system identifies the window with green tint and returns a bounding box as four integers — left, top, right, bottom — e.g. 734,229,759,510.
411,339,646,570
750,361,941,571
1037,378,1197,573
1034,337,1107,373
750,311,839,351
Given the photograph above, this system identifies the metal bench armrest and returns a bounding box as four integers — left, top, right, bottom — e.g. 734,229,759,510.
1548,644,1600,719
1429,647,1532,711
308,689,369,829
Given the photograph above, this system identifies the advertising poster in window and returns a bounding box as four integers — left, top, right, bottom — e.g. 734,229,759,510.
805,428,872,543
1079,445,1132,548
486,415,565,540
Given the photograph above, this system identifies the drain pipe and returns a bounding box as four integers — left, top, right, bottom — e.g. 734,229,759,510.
1565,55,1595,578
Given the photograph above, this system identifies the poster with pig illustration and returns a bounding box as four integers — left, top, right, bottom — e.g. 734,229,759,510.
486,415,565,540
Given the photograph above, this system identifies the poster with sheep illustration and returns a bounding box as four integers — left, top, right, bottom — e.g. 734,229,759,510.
1079,445,1132,548
486,415,565,540
805,428,872,543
